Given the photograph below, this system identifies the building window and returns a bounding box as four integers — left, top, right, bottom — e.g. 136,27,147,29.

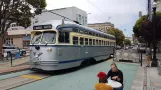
85,17,87,25
80,37,84,45
78,14,81,24
85,38,88,45
73,36,79,45
58,31,69,43
5,38,13,45
82,16,84,25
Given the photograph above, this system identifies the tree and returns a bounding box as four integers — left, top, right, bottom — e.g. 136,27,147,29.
124,39,131,46
0,0,46,59
0,0,46,38
107,28,125,46
133,12,161,46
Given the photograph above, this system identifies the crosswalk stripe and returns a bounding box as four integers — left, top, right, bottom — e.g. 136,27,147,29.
21,75,42,80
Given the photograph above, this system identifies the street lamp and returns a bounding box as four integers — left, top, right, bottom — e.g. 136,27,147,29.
151,1,157,67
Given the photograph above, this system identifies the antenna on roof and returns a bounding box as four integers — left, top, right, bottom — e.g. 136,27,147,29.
62,18,65,26
73,20,81,25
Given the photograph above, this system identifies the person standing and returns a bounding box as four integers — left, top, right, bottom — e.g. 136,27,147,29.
95,72,114,90
146,48,152,67
107,63,123,90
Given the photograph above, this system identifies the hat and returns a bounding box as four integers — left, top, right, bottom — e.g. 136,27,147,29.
97,72,107,79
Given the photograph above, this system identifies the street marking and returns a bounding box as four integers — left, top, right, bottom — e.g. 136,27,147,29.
21,75,42,80
107,59,113,62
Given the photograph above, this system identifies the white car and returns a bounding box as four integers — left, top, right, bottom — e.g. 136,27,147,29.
132,47,137,50
2,45,26,57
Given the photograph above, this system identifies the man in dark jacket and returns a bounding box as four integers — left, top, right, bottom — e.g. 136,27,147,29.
107,63,123,90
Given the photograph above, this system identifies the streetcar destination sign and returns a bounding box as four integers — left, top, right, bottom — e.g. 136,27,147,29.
33,24,52,30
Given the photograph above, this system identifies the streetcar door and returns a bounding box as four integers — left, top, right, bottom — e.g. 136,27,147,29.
84,38,89,58
79,37,85,58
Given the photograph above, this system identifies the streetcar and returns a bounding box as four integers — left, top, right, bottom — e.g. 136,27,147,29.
29,20,116,71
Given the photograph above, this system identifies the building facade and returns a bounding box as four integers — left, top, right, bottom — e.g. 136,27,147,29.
88,22,114,33
31,6,87,26
5,30,31,49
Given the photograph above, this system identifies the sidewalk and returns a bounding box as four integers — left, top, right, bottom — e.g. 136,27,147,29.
0,56,30,75
130,53,161,90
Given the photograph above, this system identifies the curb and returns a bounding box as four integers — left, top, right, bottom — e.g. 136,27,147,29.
0,55,29,64
0,65,30,75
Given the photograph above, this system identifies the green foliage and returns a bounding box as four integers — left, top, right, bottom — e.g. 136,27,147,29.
124,39,131,45
108,28,125,45
133,12,161,43
0,0,47,37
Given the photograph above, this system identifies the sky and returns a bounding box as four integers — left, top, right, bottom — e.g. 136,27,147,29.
46,0,147,37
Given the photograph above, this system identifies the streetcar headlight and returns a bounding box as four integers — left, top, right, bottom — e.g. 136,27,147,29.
47,48,52,52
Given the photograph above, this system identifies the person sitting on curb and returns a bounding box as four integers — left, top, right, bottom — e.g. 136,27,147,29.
95,71,114,90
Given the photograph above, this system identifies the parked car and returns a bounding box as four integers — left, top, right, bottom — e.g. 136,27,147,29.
116,46,121,50
132,46,137,51
137,43,146,53
2,45,26,57
125,46,129,50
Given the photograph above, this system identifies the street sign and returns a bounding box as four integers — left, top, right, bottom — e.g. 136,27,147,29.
33,24,52,30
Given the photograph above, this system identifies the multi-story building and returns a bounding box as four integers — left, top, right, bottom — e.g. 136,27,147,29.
88,22,114,33
31,6,87,26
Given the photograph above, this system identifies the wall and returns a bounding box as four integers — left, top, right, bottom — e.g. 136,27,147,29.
13,37,23,48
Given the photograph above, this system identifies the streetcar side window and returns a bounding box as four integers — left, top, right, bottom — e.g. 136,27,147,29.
104,41,106,46
73,36,79,45
99,40,101,46
96,40,98,45
58,31,69,43
108,41,109,46
80,37,84,45
93,39,95,45
89,39,92,45
73,28,79,32
102,40,104,46
85,38,88,45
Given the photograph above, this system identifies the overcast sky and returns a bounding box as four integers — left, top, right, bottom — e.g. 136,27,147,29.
46,0,147,37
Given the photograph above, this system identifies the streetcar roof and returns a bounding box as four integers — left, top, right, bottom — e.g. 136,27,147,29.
56,24,115,39
33,20,115,39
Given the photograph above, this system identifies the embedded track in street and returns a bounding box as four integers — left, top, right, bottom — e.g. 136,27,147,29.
0,72,50,90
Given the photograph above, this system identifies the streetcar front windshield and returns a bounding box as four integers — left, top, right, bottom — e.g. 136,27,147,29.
41,31,56,44
31,32,42,44
31,31,56,44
